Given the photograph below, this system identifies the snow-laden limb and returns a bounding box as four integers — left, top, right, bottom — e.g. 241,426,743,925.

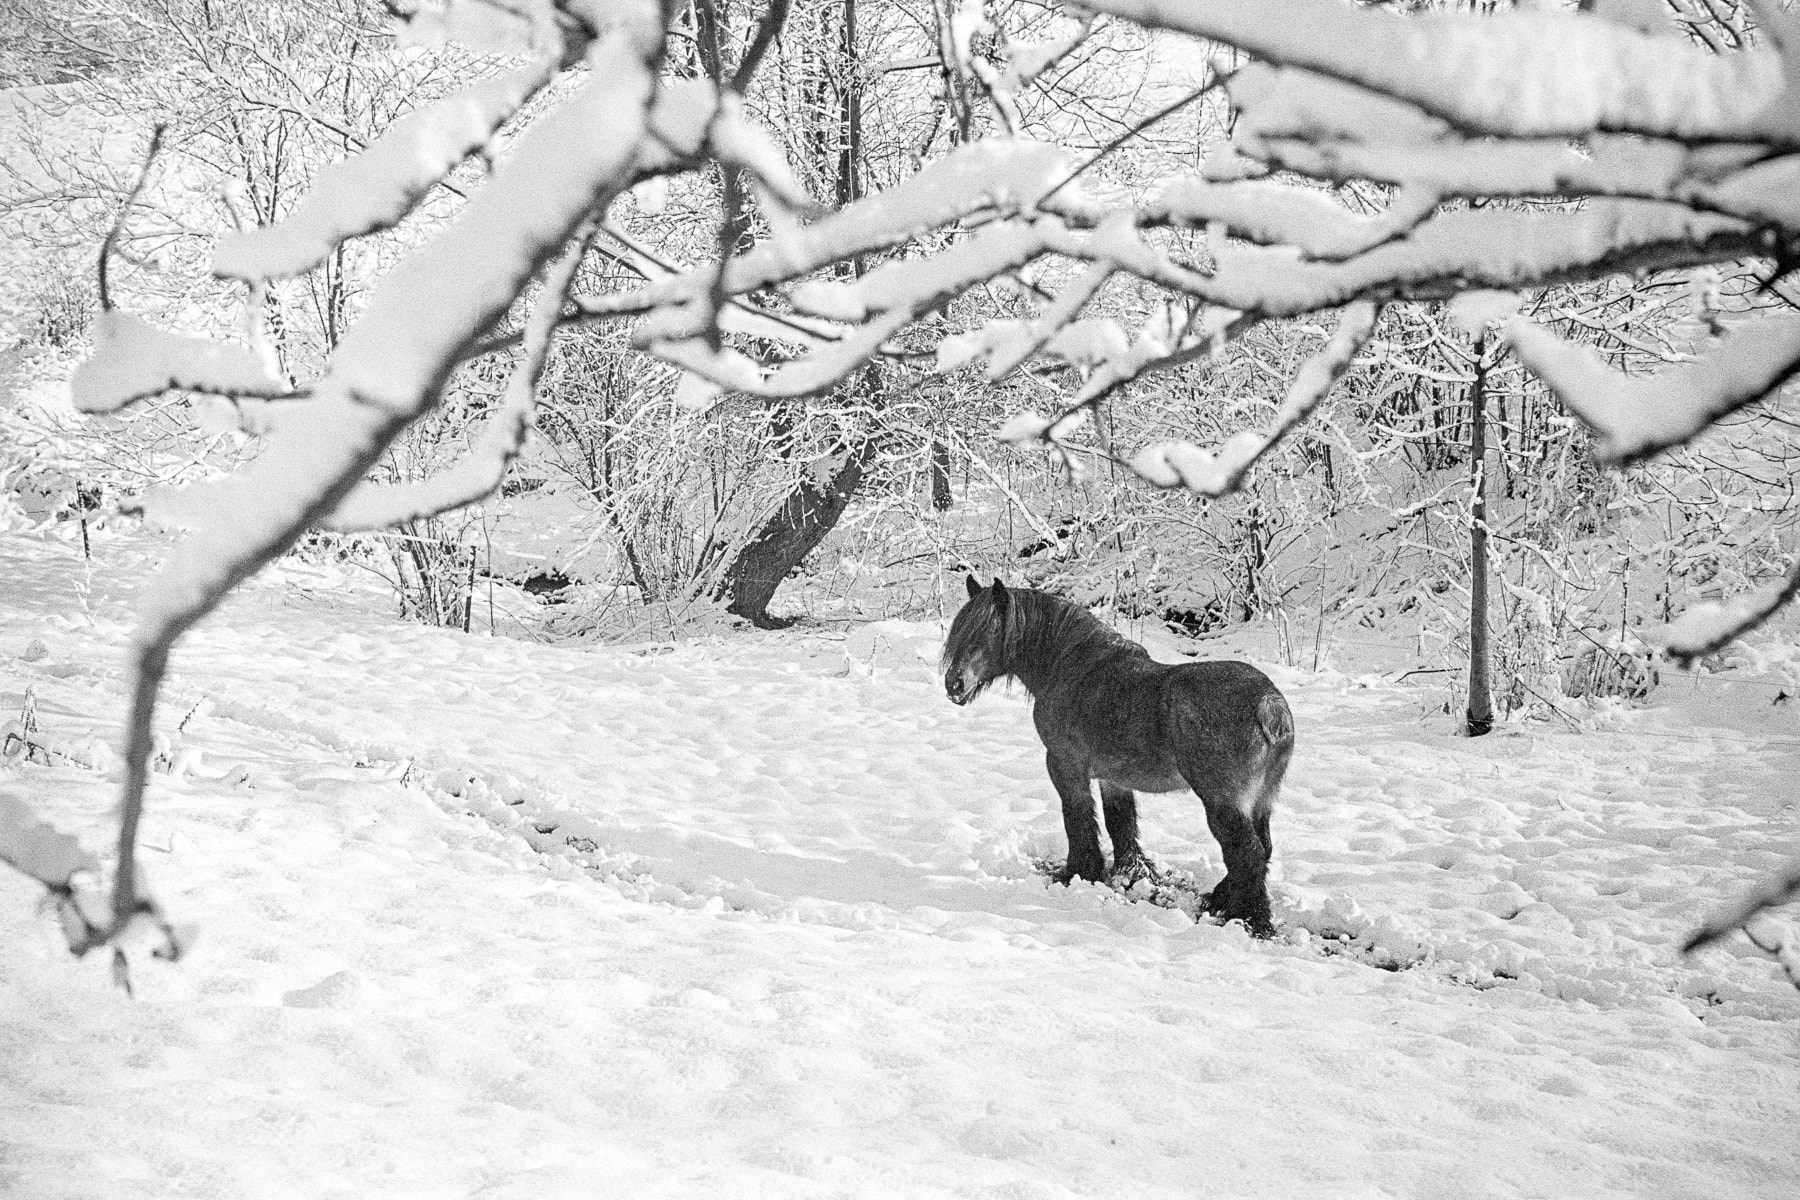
642,337,768,393
396,0,561,56
1069,304,1252,409
1504,310,1800,465
1127,301,1379,497
71,311,293,412
1081,0,1793,145
1645,558,1800,668
580,140,1072,331
213,64,553,282
936,261,1114,379
322,232,591,532
1198,200,1757,318
1147,178,1439,262
1251,126,1772,212
106,30,659,947
721,140,1074,307
653,222,1059,398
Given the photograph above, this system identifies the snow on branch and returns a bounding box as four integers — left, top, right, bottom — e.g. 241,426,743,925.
213,64,554,282
322,230,592,531
98,29,659,955
937,261,1118,378
1504,309,1800,465
1196,200,1759,318
395,0,562,56
71,311,293,412
1128,301,1379,497
1146,178,1440,262
1082,0,1793,146
710,140,1074,303
1653,558,1800,667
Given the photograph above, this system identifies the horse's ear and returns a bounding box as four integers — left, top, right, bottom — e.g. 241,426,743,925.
990,579,1009,614
965,574,981,599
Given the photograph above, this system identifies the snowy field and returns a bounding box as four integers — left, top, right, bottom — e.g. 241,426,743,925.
3,523,1799,1200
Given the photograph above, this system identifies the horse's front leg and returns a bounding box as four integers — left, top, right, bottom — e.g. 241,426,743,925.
1046,751,1106,883
1099,780,1154,885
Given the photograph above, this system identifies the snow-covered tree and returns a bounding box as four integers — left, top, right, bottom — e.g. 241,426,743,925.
9,0,1800,974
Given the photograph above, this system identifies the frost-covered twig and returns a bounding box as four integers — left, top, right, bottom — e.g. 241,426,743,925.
95,122,163,313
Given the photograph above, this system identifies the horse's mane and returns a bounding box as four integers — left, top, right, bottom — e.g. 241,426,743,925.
945,585,1142,696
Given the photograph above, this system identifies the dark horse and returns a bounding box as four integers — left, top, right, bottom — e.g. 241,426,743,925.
942,577,1295,938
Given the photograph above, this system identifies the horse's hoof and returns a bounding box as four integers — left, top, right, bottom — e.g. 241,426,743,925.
1108,857,1158,889
1056,858,1107,885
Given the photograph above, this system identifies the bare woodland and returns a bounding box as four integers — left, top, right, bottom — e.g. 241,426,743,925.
2,0,1799,984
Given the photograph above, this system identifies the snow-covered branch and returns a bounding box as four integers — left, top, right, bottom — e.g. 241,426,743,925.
1126,302,1380,497
212,63,555,282
1505,310,1800,465
1081,0,1791,145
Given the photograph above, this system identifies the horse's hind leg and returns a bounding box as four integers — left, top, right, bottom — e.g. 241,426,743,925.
1195,789,1275,939
1100,781,1153,884
1046,751,1106,883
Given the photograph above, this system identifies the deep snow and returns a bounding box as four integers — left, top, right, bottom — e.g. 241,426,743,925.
2,523,1798,1199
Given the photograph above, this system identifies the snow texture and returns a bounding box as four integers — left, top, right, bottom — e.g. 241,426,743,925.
212,65,551,282
70,311,290,413
2,526,1798,1197
1505,310,1800,465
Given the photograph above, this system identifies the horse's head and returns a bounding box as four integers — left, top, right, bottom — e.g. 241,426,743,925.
942,575,1010,706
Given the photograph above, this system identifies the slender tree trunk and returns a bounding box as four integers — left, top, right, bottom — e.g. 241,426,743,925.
929,438,953,510
1466,332,1494,737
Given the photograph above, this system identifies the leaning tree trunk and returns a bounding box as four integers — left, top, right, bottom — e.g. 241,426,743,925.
714,0,875,628
1465,331,1494,738
718,436,878,626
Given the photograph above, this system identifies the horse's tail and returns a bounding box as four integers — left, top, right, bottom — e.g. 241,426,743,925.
1256,690,1295,752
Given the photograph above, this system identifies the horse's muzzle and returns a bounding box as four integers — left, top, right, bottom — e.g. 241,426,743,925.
945,676,970,705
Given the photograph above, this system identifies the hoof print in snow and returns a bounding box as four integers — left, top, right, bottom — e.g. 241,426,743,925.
282,969,368,1009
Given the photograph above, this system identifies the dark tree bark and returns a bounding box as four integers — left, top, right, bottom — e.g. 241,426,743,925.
1465,332,1494,738
715,0,877,627
719,434,879,626
929,438,953,510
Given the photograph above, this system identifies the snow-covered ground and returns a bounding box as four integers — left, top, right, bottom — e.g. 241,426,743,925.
3,523,1798,1199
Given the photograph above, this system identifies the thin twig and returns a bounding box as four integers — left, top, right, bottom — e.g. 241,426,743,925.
729,0,792,93
97,124,165,312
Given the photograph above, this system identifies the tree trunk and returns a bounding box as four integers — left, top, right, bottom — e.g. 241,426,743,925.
719,436,879,626
714,0,875,628
929,438,953,510
1466,332,1494,738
